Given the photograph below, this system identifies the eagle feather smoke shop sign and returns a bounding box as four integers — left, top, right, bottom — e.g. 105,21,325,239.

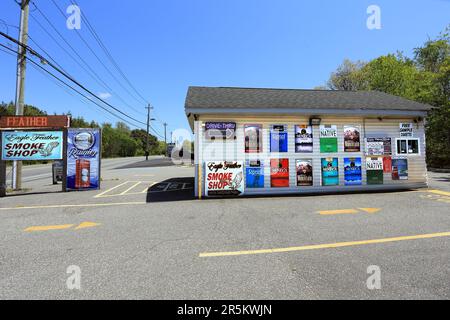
1,131,63,161
205,161,244,196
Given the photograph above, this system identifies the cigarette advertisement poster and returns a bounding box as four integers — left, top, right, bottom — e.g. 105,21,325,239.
244,124,263,153
270,125,288,153
295,125,313,153
205,161,244,196
66,128,101,190
366,157,384,185
296,159,313,186
383,156,392,173
344,125,361,152
400,123,413,137
365,137,392,156
321,157,339,186
1,131,63,161
320,125,338,153
270,158,289,188
344,157,362,185
205,122,236,140
245,160,264,188
392,158,408,180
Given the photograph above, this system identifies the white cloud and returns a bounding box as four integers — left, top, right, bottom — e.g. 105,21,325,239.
98,92,112,100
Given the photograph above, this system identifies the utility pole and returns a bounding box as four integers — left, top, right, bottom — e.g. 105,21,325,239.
12,0,30,190
163,123,168,157
145,104,153,161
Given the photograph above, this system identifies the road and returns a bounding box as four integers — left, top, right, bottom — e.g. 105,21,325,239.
0,158,449,299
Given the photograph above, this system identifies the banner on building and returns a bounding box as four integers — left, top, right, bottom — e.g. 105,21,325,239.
245,160,264,188
244,124,263,153
205,122,236,140
205,161,244,196
270,158,289,187
321,157,339,186
344,125,361,152
296,159,313,186
320,125,338,153
366,157,384,185
295,125,313,153
365,137,392,156
383,156,392,173
392,158,408,180
400,123,413,137
1,131,63,161
270,125,288,152
344,157,362,185
66,128,101,190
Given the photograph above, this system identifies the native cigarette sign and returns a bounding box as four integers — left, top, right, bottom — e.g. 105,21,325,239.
0,116,70,128
1,131,63,161
205,161,244,196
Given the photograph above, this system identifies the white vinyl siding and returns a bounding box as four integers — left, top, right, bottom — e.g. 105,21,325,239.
195,114,428,197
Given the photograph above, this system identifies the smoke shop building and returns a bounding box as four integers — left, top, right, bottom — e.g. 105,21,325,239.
185,86,433,198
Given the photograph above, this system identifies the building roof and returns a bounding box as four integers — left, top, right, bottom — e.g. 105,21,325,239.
185,86,434,113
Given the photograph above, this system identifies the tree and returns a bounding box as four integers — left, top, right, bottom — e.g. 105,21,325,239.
327,59,367,91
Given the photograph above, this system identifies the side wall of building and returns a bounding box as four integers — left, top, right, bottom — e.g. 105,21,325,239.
195,114,427,197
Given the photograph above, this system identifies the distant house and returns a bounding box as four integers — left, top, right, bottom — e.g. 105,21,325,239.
185,86,433,198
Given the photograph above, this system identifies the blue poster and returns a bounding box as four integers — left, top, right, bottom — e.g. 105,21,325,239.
344,157,362,185
270,125,288,152
66,128,101,190
321,158,339,186
246,161,264,188
1,131,63,161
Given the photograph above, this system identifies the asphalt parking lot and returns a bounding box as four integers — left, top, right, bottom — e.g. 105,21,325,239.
0,158,449,299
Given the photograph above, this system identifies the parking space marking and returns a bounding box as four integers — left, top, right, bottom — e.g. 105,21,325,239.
119,182,142,195
199,231,450,258
1,202,146,211
94,181,130,198
420,189,450,204
318,208,381,215
428,189,450,197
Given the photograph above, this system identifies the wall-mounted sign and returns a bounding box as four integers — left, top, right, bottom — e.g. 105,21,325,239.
205,161,244,196
366,157,384,185
0,116,70,128
205,122,236,140
244,124,263,153
270,158,289,187
320,125,338,153
270,125,288,152
400,123,413,137
344,157,362,185
321,157,339,186
245,160,264,188
392,158,408,180
296,159,313,186
344,125,361,152
383,156,392,173
1,131,63,161
66,128,101,190
365,137,392,156
295,125,313,153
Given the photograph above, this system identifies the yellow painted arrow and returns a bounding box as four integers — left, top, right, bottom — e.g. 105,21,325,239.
74,221,101,230
24,222,100,232
358,208,381,214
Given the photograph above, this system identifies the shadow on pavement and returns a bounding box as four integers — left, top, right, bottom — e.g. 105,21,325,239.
115,157,176,169
145,177,195,203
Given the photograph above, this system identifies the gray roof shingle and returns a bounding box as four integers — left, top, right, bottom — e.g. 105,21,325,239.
185,86,434,112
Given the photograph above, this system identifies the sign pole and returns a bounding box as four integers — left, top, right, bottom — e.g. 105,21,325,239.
0,133,6,197
62,128,68,192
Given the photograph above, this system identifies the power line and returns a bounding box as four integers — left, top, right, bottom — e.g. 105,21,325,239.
0,42,146,130
49,0,147,115
69,0,150,105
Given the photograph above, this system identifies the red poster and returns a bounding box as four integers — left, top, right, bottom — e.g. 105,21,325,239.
383,156,392,173
270,158,289,187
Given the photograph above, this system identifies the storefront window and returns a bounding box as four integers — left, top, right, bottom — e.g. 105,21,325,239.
396,138,420,155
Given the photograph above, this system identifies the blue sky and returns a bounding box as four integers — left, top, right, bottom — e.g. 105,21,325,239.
0,0,449,139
